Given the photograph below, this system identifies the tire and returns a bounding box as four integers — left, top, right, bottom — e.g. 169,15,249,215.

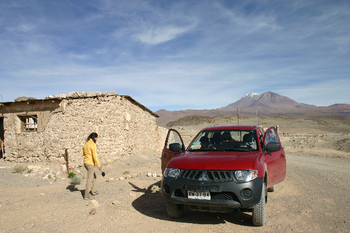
166,201,184,218
268,185,276,192
252,183,266,226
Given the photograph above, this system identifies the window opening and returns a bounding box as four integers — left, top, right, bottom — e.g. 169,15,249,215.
19,115,38,132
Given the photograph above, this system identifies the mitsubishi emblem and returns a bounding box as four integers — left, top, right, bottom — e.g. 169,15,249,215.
198,172,208,181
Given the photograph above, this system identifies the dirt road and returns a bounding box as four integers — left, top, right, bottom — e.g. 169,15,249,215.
0,152,349,233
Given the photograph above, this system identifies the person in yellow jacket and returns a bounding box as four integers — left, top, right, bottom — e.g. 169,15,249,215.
81,132,102,200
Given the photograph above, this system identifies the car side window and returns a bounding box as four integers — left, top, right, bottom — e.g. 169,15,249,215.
265,128,278,145
257,128,264,150
166,130,183,150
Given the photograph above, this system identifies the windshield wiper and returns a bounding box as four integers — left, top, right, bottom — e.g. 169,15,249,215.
219,147,251,152
188,149,200,151
188,149,213,152
234,148,251,152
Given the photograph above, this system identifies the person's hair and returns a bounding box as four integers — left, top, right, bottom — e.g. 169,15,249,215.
87,132,98,142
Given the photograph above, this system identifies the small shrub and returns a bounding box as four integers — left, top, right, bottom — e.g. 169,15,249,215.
27,169,33,173
123,170,130,175
13,164,26,174
68,172,76,178
70,176,82,185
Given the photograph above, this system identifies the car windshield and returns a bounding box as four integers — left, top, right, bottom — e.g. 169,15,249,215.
188,129,258,152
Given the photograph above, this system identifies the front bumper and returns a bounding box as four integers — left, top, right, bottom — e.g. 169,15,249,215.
161,176,263,211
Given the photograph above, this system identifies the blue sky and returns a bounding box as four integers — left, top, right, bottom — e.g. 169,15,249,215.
0,0,349,112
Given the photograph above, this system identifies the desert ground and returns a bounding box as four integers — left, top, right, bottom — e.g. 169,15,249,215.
0,116,349,232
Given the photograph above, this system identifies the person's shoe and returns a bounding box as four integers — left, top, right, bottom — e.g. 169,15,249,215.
91,191,99,196
84,196,91,200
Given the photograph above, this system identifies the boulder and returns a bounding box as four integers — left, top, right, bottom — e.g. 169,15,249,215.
86,92,97,97
15,97,29,102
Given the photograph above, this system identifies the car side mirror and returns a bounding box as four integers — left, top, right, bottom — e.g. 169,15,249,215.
169,143,183,153
266,142,281,152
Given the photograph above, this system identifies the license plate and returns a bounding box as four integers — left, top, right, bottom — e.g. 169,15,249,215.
187,191,211,200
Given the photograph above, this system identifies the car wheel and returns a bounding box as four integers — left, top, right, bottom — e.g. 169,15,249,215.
268,185,276,192
252,183,266,226
166,201,184,218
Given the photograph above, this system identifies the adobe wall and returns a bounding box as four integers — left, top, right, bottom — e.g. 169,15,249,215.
1,94,167,171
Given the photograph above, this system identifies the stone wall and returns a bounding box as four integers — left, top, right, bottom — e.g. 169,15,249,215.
1,94,167,171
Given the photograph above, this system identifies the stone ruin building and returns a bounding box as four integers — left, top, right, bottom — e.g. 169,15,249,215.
0,91,167,171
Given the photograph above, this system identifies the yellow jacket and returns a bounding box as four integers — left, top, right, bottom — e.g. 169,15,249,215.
81,139,101,167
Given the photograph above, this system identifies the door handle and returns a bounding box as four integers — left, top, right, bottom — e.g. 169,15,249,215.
162,154,167,158
280,154,285,157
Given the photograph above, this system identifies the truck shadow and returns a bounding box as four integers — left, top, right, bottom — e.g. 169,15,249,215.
130,181,254,226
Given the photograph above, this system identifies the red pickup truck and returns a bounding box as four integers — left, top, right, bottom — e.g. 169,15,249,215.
161,125,286,226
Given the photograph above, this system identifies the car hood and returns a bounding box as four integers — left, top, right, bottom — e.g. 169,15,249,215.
167,150,260,170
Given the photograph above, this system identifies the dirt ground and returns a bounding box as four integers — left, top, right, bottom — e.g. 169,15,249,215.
0,116,349,232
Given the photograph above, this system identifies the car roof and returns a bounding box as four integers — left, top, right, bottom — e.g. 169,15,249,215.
201,125,259,131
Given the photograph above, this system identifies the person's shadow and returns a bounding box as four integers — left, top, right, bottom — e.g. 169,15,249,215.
129,181,254,226
66,184,85,198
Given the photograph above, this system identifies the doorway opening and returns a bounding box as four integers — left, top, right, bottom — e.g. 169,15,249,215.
0,117,4,159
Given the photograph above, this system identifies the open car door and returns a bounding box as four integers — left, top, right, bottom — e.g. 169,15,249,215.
161,129,185,173
263,127,286,188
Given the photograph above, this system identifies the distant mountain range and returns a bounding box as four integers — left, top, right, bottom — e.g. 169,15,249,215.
155,91,350,124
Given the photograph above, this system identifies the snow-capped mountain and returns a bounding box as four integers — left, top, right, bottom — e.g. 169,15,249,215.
218,91,309,111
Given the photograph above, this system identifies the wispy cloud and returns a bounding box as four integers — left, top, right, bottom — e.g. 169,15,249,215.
134,24,196,45
7,24,36,33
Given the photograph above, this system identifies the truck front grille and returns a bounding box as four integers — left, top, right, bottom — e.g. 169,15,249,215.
179,170,235,182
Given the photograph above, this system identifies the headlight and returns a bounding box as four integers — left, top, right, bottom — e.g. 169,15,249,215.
235,170,258,182
164,168,181,179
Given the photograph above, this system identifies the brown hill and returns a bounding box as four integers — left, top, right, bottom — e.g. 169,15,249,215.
155,91,350,125
155,109,232,126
